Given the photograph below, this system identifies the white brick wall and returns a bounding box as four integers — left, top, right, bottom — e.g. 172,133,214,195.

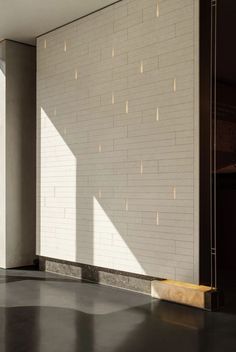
37,0,199,283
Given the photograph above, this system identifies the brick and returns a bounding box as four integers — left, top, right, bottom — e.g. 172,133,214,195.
37,0,199,284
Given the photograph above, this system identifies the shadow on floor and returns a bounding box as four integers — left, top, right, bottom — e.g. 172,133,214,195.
0,275,81,285
0,302,236,352
0,269,236,351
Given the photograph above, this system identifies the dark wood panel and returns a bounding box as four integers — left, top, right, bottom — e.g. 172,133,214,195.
200,0,212,285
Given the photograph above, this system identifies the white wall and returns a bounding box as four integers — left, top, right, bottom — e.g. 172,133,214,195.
5,41,36,268
0,40,36,269
37,0,199,283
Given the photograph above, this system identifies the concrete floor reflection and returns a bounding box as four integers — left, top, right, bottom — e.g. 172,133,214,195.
0,269,236,352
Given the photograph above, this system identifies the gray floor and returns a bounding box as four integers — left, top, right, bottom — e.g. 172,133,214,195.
0,269,236,352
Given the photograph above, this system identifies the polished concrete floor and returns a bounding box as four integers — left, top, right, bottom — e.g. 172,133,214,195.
0,269,236,352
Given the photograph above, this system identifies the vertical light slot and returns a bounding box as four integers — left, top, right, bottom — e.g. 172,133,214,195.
125,199,129,211
98,189,102,199
156,1,160,17
173,186,177,200
75,69,78,80
173,78,177,92
98,144,102,153
140,160,143,175
112,47,115,58
53,108,57,116
156,211,159,225
44,39,47,49
64,127,67,135
64,41,67,52
156,107,159,121
112,92,115,105
125,101,129,114
140,61,144,74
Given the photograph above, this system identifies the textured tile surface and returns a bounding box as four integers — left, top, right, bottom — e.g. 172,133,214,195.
37,0,199,283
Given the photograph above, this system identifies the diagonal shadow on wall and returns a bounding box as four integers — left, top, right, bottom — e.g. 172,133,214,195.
38,106,173,280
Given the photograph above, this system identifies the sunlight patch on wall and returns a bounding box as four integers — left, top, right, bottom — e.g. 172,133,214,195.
173,186,177,200
156,211,159,226
75,69,78,80
156,1,160,17
156,107,159,121
173,78,177,92
39,108,77,260
140,61,144,74
93,197,145,273
64,41,67,52
140,160,143,175
125,101,129,114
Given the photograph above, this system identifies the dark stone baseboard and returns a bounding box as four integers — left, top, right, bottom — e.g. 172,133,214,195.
38,256,223,310
38,256,157,295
